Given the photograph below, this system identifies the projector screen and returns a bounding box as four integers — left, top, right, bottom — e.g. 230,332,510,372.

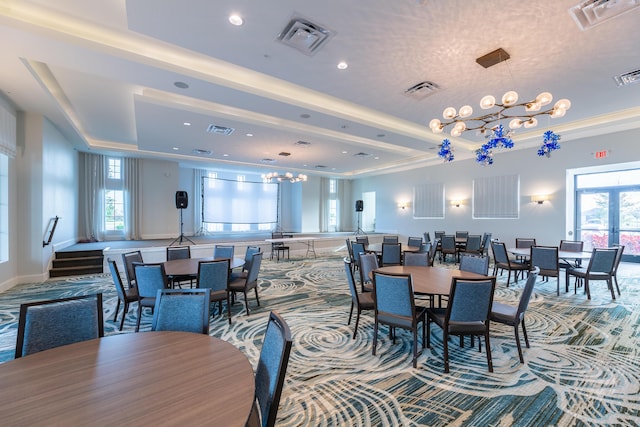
202,176,279,224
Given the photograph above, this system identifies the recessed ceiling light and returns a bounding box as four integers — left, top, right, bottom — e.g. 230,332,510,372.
337,61,348,70
183,122,191,126
246,133,253,137
223,153,229,157
229,14,244,26
374,157,380,160
174,81,189,89
342,151,348,154
172,147,179,151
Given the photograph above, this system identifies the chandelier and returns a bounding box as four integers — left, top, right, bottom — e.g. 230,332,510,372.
262,172,308,183
429,91,570,164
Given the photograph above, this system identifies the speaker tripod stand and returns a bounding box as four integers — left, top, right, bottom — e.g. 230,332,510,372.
170,207,195,246
354,211,366,236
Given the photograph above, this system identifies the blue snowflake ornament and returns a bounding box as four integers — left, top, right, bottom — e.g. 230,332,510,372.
537,130,561,158
438,139,455,162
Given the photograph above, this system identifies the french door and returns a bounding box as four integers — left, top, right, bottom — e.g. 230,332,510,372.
576,186,640,262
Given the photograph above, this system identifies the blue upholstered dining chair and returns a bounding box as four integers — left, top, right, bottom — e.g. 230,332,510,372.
381,242,401,266
166,245,193,288
108,258,138,331
197,258,231,323
213,244,235,260
403,252,430,266
228,252,263,316
426,276,497,373
407,236,423,247
231,246,262,281
344,258,374,339
151,288,211,334
565,247,618,300
133,262,170,332
530,245,560,295
121,250,144,289
491,241,529,287
459,253,490,276
491,267,539,363
15,293,104,358
358,252,378,293
350,242,366,271
249,310,293,427
372,271,426,368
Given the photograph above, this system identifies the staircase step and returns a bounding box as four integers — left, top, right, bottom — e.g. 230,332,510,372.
49,265,104,277
55,250,104,259
52,256,103,269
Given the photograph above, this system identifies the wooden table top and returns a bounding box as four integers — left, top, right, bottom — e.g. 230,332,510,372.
374,265,490,295
164,256,245,277
508,247,592,260
0,331,255,426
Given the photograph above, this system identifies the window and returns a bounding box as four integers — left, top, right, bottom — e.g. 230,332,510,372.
0,154,7,262
104,157,125,233
327,178,338,232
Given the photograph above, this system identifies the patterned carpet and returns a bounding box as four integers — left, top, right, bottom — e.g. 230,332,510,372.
0,255,639,426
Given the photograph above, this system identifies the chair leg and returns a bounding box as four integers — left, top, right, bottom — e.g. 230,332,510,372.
113,299,121,322
372,320,378,356
484,331,493,372
443,332,450,373
119,301,128,331
585,278,591,299
348,301,354,325
608,279,616,300
352,308,361,339
243,290,250,315
226,293,232,324
412,328,418,368
521,319,530,348
135,305,143,332
514,323,524,363
614,276,621,296
254,287,260,306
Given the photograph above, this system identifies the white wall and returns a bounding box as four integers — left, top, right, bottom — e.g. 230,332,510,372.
352,127,640,247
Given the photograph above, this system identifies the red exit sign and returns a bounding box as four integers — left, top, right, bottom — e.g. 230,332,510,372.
594,150,608,159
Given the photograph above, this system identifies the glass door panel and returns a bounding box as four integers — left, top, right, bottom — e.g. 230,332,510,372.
577,191,609,252
618,190,640,261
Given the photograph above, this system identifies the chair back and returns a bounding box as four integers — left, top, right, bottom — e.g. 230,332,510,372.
152,289,211,334
441,235,456,251
355,235,369,245
133,263,169,298
122,250,143,288
351,242,366,264
345,239,354,262
403,252,429,266
243,246,262,271
481,233,492,255
407,237,423,247
373,272,416,327
108,258,128,301
612,245,625,274
358,252,379,288
15,294,104,358
586,248,618,274
491,241,509,264
423,231,431,243
517,267,539,320
418,241,430,254
459,254,489,275
255,311,293,427
214,245,235,260
197,259,230,292
344,258,360,305
434,231,445,240
381,242,401,266
428,240,438,266
455,231,469,239
383,235,399,244
246,252,264,285
166,245,190,261
447,277,496,324
559,240,584,252
516,238,536,249
464,235,482,252
530,246,559,271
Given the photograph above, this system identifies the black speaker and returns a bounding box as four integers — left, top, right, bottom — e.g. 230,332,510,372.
175,191,188,209
355,200,363,212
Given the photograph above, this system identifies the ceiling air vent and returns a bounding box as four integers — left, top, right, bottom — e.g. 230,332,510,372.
261,158,277,164
404,81,440,100
353,152,372,158
314,165,327,169
206,124,235,135
192,149,212,156
614,68,640,87
295,140,311,146
570,0,640,30
279,152,291,157
277,14,335,56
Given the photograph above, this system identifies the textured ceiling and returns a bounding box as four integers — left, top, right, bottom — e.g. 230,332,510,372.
1,0,639,177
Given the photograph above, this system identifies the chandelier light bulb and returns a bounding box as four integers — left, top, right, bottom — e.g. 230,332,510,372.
550,107,566,118
509,118,523,129
443,107,457,119
502,91,519,106
429,118,441,131
555,99,571,110
524,117,538,128
480,95,495,109
525,102,541,112
459,105,473,118
454,121,466,132
536,92,553,106
450,128,461,137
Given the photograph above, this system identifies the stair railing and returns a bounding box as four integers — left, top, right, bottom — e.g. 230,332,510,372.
43,216,60,247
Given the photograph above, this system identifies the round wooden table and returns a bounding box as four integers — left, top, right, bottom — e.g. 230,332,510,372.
164,256,245,277
375,265,490,296
365,243,420,254
0,331,256,426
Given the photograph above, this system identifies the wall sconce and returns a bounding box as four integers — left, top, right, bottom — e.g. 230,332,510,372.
451,200,463,207
531,195,549,204
398,202,411,210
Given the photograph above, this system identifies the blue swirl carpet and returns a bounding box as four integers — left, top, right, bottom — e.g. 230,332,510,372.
0,255,638,426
